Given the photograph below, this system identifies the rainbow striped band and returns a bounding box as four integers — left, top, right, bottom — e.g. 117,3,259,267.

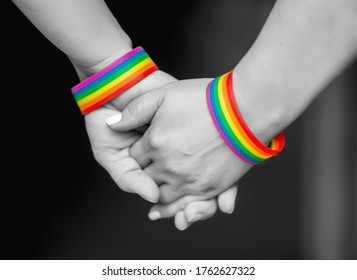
206,71,285,164
71,47,158,114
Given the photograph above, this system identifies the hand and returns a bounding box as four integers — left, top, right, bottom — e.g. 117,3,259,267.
76,66,177,202
86,104,164,203
107,79,252,205
83,70,238,229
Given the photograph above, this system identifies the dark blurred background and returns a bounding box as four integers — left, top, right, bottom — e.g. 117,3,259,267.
4,0,356,259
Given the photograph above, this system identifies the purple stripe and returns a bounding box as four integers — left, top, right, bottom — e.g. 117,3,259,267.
206,80,256,165
71,47,143,92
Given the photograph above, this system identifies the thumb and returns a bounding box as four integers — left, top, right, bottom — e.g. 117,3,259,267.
106,89,164,131
106,158,160,203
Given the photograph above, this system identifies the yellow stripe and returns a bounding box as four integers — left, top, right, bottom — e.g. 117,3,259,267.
218,75,268,159
77,58,152,106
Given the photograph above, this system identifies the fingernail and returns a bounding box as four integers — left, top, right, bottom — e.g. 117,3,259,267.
106,113,122,126
141,193,158,203
145,196,158,204
177,223,189,231
187,213,203,223
148,211,161,221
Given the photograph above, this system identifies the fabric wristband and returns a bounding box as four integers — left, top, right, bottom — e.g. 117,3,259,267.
71,47,158,114
206,71,285,164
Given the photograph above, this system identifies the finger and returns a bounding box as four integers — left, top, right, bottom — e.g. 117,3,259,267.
148,194,205,220
184,199,217,223
129,136,151,168
106,154,160,203
174,211,190,231
174,199,218,231
144,164,166,185
159,181,216,204
105,89,165,131
159,183,183,203
217,184,238,214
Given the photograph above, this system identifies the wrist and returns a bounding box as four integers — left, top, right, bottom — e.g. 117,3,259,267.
70,35,133,79
71,46,176,114
232,66,288,144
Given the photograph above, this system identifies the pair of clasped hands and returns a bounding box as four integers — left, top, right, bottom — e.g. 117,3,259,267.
83,64,249,231
12,0,357,231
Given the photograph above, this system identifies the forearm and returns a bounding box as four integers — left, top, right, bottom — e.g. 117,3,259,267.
234,0,357,142
11,0,132,70
12,0,176,110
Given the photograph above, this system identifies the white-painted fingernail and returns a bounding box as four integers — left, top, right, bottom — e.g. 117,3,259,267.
148,211,161,221
187,213,203,223
106,113,122,126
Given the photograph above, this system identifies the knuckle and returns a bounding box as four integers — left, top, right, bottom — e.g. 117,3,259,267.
163,160,180,174
147,129,168,149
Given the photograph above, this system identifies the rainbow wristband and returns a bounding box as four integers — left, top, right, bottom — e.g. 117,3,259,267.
206,71,285,164
71,47,158,114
